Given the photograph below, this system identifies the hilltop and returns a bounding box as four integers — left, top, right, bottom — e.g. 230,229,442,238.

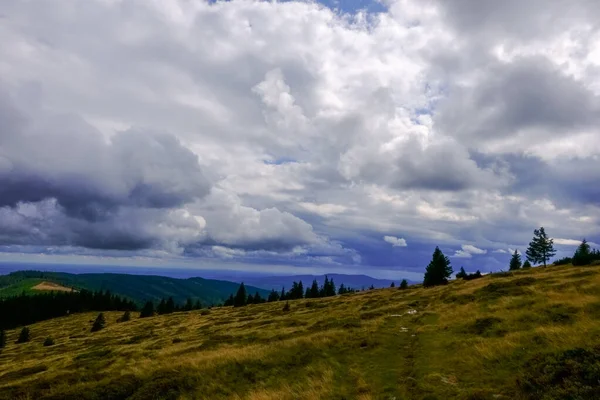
0,271,270,306
1,263,600,399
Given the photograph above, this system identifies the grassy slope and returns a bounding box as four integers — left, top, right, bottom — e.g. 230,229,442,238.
0,271,270,306
1,264,600,400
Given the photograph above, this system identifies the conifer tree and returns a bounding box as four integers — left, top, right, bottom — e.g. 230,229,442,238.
247,293,254,304
523,260,532,269
280,287,286,301
234,283,247,307
309,279,320,298
91,313,106,332
282,301,290,312
399,279,408,289
390,282,395,288
0,329,6,348
338,283,346,295
573,239,592,266
194,300,202,310
328,278,337,296
253,291,264,304
140,301,155,318
320,277,329,297
509,249,522,271
184,298,193,311
118,310,131,322
305,287,311,299
157,298,167,315
456,267,467,279
267,289,280,302
16,327,30,343
165,297,175,314
224,294,234,307
526,227,556,267
423,247,453,287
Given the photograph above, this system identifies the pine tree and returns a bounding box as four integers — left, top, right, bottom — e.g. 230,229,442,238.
184,298,193,311
523,260,532,269
280,287,286,301
140,301,155,318
423,247,453,287
118,310,131,323
247,293,254,304
399,279,408,289
91,313,106,332
509,249,522,271
234,283,247,307
456,267,467,279
0,329,6,348
165,297,175,314
157,298,167,315
525,227,556,267
309,279,320,298
253,291,264,304
305,287,311,299
573,239,592,266
267,289,280,302
390,282,395,288
16,327,30,343
338,283,346,295
328,278,336,296
320,277,329,297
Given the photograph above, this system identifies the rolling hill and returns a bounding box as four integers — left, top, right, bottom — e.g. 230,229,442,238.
0,271,269,306
1,263,599,399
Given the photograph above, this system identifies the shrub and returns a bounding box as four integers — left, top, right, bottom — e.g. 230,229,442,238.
200,309,210,316
518,347,600,399
16,327,30,343
172,337,183,344
43,337,55,347
118,311,131,323
91,313,106,332
282,302,291,312
553,257,573,266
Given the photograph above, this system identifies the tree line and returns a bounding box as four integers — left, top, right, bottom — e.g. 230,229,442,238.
424,226,600,287
0,289,137,330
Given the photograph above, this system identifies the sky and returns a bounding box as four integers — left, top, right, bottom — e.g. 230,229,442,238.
1,0,599,280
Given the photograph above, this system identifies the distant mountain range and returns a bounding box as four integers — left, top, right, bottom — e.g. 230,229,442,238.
209,273,414,291
0,270,270,307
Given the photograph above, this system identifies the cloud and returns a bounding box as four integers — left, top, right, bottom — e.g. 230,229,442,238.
493,249,508,254
453,244,487,258
1,0,600,275
383,236,408,247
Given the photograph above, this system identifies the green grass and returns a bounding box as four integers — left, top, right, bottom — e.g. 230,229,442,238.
0,277,44,297
1,264,600,399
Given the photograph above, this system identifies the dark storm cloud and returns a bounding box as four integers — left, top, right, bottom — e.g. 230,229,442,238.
435,57,600,142
0,86,211,215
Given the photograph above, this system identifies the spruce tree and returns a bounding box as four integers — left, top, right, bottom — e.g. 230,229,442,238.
310,279,320,298
16,327,30,343
253,291,264,304
280,287,286,301
91,313,106,332
456,267,467,279
305,287,311,299
423,247,453,287
224,294,234,307
0,329,6,348
118,310,131,322
338,283,346,294
573,239,592,266
390,282,395,288
247,293,254,304
267,289,280,302
399,279,408,289
165,297,175,314
184,298,193,311
523,260,532,269
140,301,155,318
157,298,167,315
328,278,336,296
234,283,247,307
525,227,556,267
509,249,522,271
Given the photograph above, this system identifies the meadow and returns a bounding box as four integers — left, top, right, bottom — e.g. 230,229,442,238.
1,264,600,400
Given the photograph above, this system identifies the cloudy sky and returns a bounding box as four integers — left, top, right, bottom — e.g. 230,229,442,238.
1,0,599,279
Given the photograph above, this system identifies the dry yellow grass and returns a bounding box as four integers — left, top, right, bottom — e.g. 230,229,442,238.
1,264,600,399
31,281,75,292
